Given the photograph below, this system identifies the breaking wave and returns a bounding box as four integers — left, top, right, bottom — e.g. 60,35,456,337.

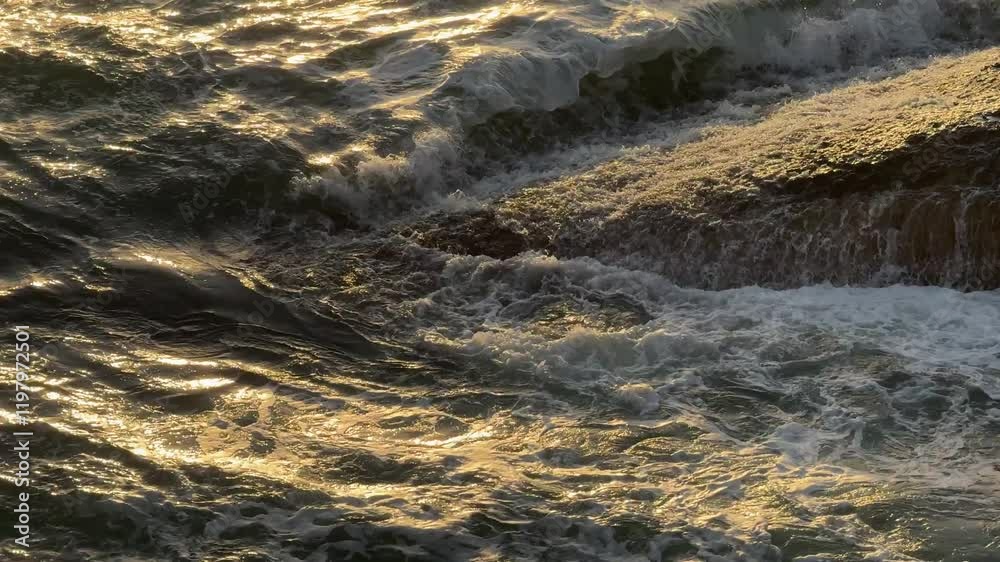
295,0,1000,216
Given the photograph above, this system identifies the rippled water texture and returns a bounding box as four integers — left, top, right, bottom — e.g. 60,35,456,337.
1,1,999,561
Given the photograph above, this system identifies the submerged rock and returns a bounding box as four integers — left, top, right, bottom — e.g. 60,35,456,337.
424,49,1000,290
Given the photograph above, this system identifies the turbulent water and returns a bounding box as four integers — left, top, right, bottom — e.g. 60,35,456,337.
1,0,1000,560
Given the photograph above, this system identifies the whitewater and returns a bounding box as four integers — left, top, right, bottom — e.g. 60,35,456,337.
0,0,998,561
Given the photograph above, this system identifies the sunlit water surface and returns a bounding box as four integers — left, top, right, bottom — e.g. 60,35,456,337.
1,0,999,561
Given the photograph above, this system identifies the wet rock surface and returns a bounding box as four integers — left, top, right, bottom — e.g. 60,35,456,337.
425,51,1000,290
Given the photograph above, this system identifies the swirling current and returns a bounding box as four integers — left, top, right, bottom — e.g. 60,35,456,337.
1,1,999,561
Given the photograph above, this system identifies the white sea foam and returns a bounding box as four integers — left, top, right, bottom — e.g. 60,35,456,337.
410,252,1000,483
418,252,1000,376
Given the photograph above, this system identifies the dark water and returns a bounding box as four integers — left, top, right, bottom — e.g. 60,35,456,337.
1,1,999,561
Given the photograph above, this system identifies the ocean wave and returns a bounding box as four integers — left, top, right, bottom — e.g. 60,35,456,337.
5,2,1000,560
296,0,999,217
2,0,995,224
